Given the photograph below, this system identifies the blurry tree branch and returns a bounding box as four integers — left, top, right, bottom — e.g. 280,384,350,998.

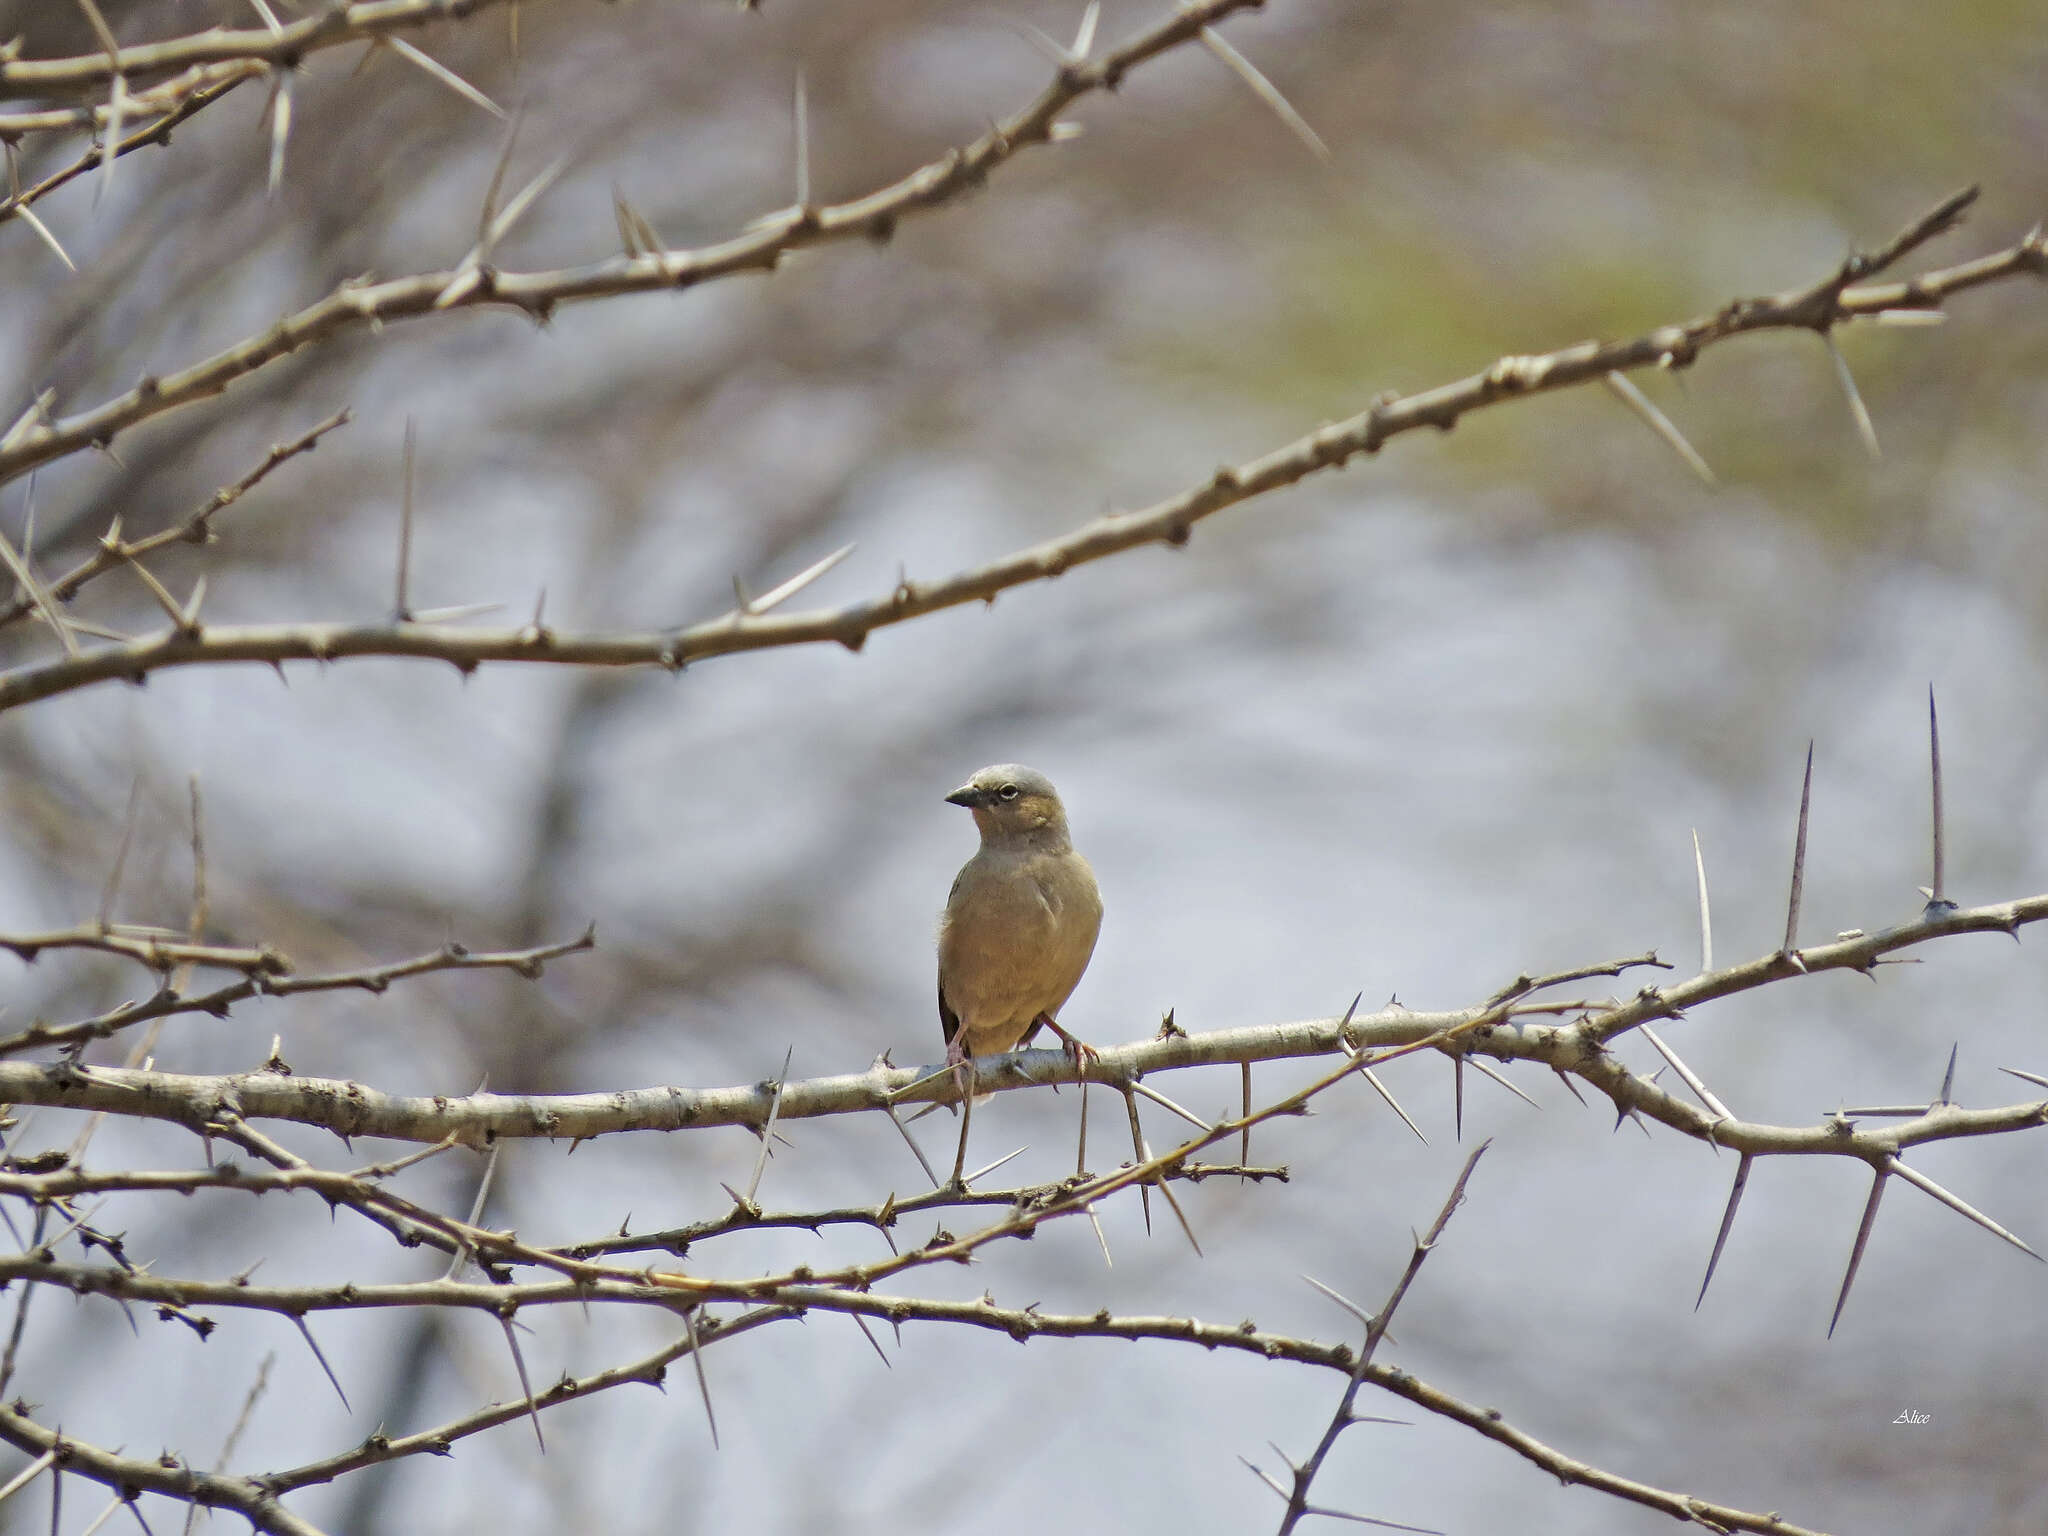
2,189,2038,713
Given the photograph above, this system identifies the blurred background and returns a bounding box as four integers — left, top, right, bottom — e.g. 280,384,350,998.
2,1,2046,1531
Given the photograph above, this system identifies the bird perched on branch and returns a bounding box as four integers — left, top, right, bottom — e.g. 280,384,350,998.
938,764,1103,1094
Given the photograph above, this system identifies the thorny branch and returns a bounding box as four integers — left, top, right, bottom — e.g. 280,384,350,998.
0,0,1267,485
1,191,2039,713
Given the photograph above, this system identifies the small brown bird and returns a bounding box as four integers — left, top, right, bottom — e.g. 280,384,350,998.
938,764,1103,1087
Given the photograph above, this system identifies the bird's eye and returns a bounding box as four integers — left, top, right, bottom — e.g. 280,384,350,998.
998,783,1020,801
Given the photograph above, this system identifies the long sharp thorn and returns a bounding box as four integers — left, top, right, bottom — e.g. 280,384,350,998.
395,421,416,620
848,1310,891,1369
96,779,143,931
477,107,525,249
1603,371,1717,485
484,154,568,253
681,1306,718,1448
1074,1078,1090,1177
1361,1066,1428,1145
1126,1077,1211,1132
792,67,809,209
743,1046,793,1206
267,70,293,195
386,35,507,118
1157,1176,1202,1257
441,1141,501,1280
1695,1153,1752,1309
1784,742,1814,955
1552,1066,1589,1107
1886,1155,2042,1262
12,202,75,271
1824,333,1881,459
1640,1025,1731,1120
0,1447,53,1507
1464,1057,1538,1114
1121,1087,1151,1234
1452,1054,1464,1141
1827,1167,1889,1337
745,542,854,616
1928,688,1948,907
1302,1274,1374,1329
1240,1456,1290,1501
1077,1202,1112,1269
1999,1065,2048,1093
290,1315,350,1411
1239,1062,1251,1178
0,520,77,656
963,1144,1028,1186
1692,828,1713,973
1199,25,1329,163
1936,1043,1958,1107
1071,0,1100,58
498,1315,545,1450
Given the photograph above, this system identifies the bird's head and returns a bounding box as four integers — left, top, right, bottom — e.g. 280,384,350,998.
945,764,1069,845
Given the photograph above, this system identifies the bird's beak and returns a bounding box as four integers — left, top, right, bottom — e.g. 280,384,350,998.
945,784,984,808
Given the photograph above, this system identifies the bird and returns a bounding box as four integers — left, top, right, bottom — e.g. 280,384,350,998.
937,764,1103,1094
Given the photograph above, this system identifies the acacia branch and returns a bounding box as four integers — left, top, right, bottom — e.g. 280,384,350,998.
0,1399,327,1536
6,891,2044,1147
0,0,1266,485
2,195,2039,714
0,928,594,1058
0,0,524,94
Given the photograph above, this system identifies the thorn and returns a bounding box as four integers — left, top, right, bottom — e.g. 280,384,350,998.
1692,828,1713,974
384,34,508,118
1199,25,1330,163
681,1306,719,1448
1928,687,1950,909
1936,1043,1958,1107
1603,371,1717,485
1464,1057,1538,1114
1885,1153,2042,1263
1360,1066,1429,1145
1695,1153,1752,1310
394,420,416,620
1302,1274,1374,1329
792,67,810,210
1827,1167,1888,1337
290,1315,350,1411
1823,333,1881,459
848,1310,891,1369
267,69,294,195
1239,1061,1252,1177
1085,1202,1112,1269
96,779,144,932
1120,1086,1151,1235
1784,742,1814,956
1639,1025,1732,1121
488,1314,546,1451
742,1046,794,1206
739,543,854,617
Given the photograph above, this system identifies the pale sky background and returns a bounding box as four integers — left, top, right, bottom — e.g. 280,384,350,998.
2,2,2046,1532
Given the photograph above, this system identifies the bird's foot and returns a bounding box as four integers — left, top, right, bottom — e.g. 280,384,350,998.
945,1037,976,1104
1035,1014,1100,1072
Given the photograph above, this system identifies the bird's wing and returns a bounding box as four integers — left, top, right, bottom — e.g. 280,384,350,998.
938,973,961,1047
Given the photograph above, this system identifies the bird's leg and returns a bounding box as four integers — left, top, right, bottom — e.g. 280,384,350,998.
945,1035,974,1104
1035,1013,1099,1071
